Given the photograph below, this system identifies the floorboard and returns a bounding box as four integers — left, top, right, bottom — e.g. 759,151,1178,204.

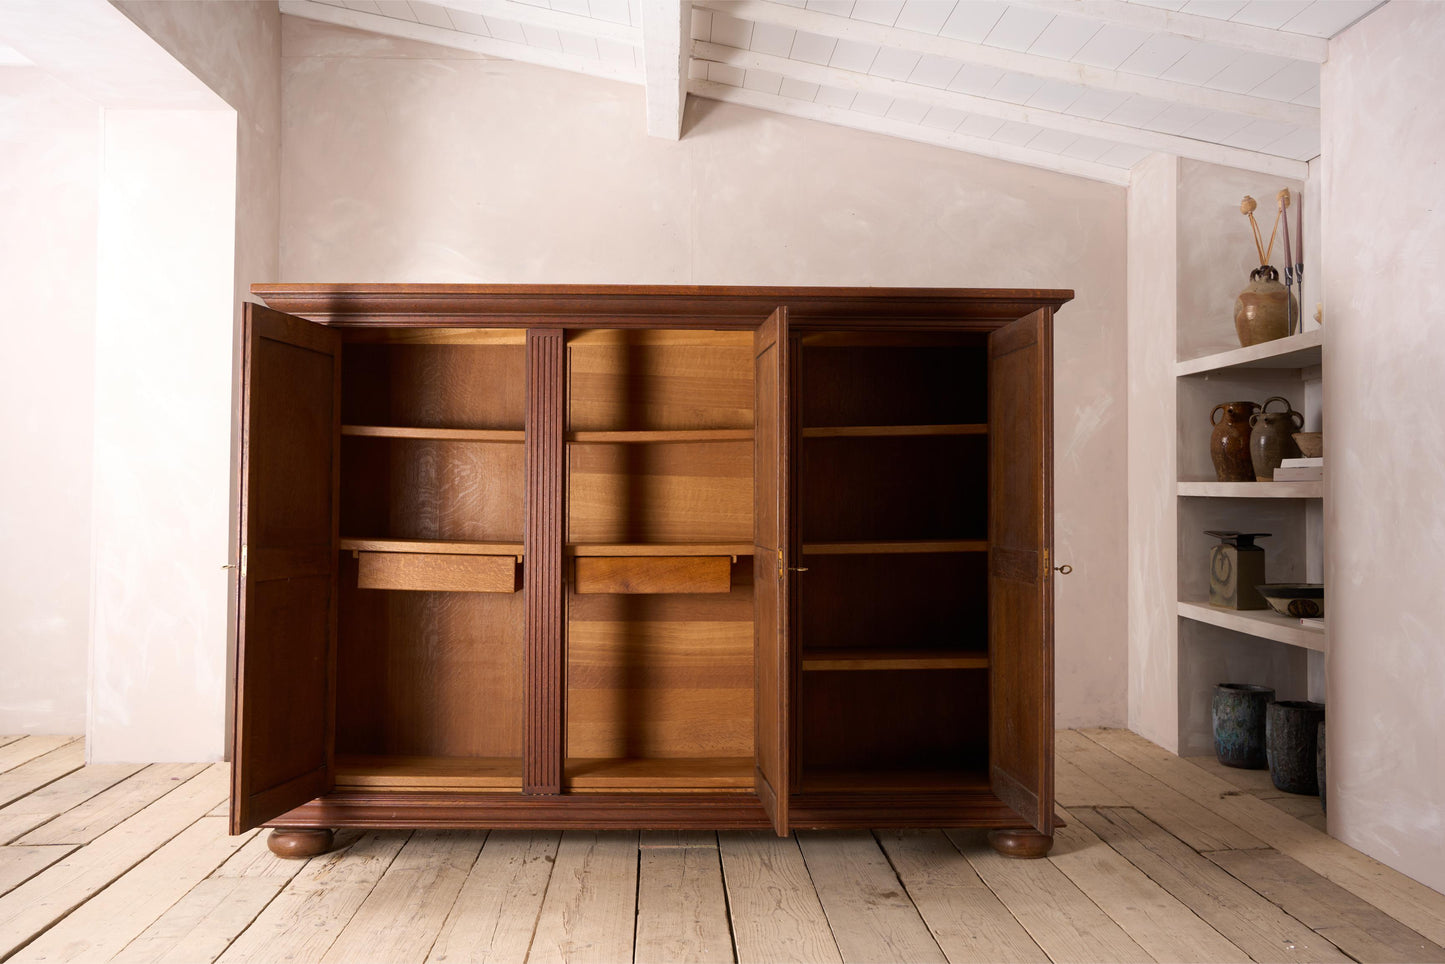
0,731,1440,964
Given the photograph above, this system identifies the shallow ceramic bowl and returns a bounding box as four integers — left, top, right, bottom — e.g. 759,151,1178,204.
1257,583,1324,619
1292,432,1323,458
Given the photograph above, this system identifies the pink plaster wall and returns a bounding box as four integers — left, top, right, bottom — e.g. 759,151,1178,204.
1322,0,1445,894
278,17,1131,727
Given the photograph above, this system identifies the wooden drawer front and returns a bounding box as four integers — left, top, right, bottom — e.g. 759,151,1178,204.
573,556,731,594
357,552,518,593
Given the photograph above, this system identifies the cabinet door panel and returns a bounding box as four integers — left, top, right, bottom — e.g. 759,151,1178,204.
987,308,1054,834
232,304,341,833
753,307,792,834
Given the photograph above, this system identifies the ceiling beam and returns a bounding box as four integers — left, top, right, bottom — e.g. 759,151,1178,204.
693,41,1306,178
689,80,1131,186
1014,0,1327,63
280,1,642,84
445,0,641,46
641,0,690,138
698,0,1317,128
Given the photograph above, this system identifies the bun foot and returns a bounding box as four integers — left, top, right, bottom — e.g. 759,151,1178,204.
266,828,334,858
988,828,1053,858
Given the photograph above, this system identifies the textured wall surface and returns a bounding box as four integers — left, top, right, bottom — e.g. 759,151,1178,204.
279,16,1132,727
0,69,100,734
1322,0,1445,893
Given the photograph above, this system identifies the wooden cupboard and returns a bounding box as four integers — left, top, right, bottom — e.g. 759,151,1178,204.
229,285,1069,858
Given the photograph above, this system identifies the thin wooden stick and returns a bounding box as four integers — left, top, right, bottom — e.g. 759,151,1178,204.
1263,206,1282,265
1240,196,1265,264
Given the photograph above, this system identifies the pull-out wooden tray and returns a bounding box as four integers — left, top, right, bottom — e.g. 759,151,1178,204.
573,555,732,594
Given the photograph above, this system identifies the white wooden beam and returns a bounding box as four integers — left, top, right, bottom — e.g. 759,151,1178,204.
697,0,1317,128
280,0,643,84
688,80,1132,186
693,41,1307,178
1014,0,1327,63
641,0,691,138
445,0,641,46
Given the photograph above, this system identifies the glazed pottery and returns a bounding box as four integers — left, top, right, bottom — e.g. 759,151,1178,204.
1250,395,1304,480
1211,683,1274,768
1210,401,1259,482
1317,721,1327,814
1234,265,1296,347
1266,700,1325,794
1256,583,1324,619
1293,432,1323,458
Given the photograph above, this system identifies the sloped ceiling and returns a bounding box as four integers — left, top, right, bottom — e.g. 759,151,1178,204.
281,0,1383,185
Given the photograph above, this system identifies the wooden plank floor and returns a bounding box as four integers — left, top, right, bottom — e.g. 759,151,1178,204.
1,729,1441,963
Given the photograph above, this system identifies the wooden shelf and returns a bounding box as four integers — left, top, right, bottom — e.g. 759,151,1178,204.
798,767,990,795
342,425,524,442
802,540,987,555
340,537,524,558
801,649,988,671
801,424,987,438
566,429,752,443
1175,329,1322,377
564,757,754,791
334,755,522,791
1178,480,1322,499
1178,600,1326,653
569,543,752,558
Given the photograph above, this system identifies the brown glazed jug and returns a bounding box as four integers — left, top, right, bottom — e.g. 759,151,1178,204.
1250,395,1304,481
1234,265,1296,347
1211,401,1260,481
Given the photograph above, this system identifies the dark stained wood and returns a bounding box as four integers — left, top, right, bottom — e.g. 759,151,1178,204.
572,556,732,594
753,307,791,836
988,307,1055,836
266,828,335,858
525,330,566,795
271,791,775,829
232,304,341,835
987,829,1055,859
340,341,525,430
254,284,1074,329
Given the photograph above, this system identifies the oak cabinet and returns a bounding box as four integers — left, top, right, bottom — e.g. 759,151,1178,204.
229,285,1069,857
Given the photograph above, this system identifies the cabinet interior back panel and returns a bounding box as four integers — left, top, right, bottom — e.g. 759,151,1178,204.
800,340,988,427
567,330,754,432
342,438,524,543
336,554,524,758
566,568,755,760
798,553,988,653
568,441,753,544
342,342,526,430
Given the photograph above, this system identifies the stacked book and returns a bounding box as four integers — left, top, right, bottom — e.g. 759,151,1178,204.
1273,456,1322,482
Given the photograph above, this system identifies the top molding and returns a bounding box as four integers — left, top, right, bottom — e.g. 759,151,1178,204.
253,284,1075,330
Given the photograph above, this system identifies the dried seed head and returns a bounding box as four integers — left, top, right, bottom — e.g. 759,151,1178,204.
1240,196,1257,215
1277,189,1291,208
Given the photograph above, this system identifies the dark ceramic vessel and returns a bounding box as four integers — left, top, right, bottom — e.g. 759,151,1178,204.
1249,395,1304,481
1211,683,1274,769
1266,700,1326,794
1210,401,1260,482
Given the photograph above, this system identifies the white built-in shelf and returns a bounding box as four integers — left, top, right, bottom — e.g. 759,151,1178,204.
1178,480,1322,499
1178,600,1326,653
1175,329,1322,377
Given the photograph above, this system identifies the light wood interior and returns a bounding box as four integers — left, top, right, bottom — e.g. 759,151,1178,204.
334,335,527,775
565,330,757,788
796,337,993,791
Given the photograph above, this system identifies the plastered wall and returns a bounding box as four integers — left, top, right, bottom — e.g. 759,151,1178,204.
1322,0,1445,894
278,17,1131,728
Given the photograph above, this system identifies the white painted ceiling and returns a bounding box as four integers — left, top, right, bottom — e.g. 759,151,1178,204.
282,0,1383,185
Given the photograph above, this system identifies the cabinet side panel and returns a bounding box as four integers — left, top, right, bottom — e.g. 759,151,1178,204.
525,330,567,793
987,308,1054,834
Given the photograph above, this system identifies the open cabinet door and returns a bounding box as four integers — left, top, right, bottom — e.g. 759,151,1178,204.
753,307,792,834
231,304,341,834
987,308,1055,835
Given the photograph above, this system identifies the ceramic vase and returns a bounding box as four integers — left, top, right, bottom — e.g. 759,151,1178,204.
1212,683,1274,768
1249,396,1304,481
1266,700,1326,794
1210,401,1259,482
1234,266,1296,348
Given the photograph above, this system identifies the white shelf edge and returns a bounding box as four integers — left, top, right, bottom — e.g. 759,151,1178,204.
1178,480,1322,499
1175,329,1322,377
1178,600,1327,653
